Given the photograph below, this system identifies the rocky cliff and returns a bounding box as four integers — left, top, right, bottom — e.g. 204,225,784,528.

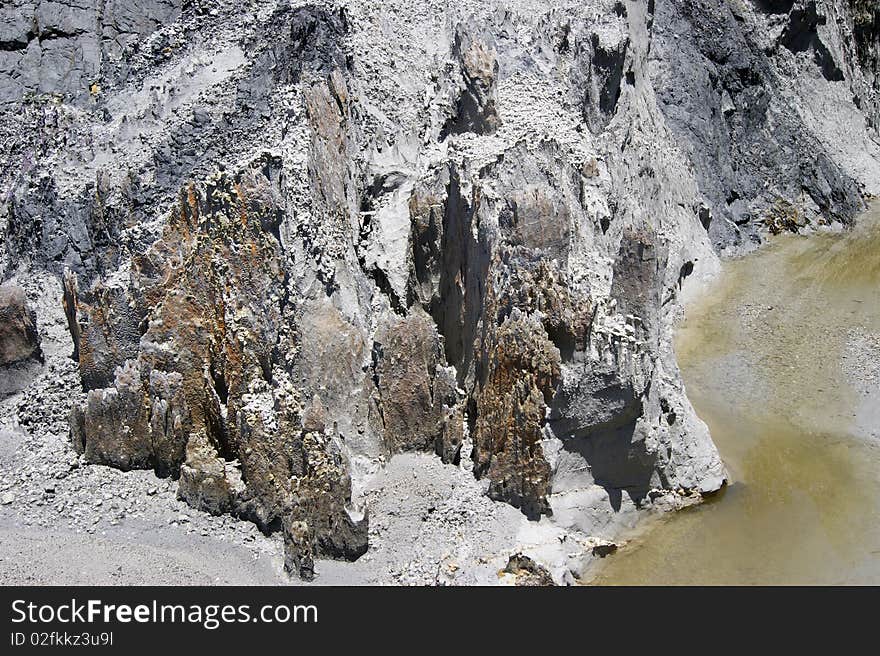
1,0,878,583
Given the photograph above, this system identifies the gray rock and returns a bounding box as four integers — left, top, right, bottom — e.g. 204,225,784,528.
503,553,555,586
0,283,41,366
1,0,877,583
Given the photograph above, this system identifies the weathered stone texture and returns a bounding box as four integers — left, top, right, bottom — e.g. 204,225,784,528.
473,314,561,518
67,159,368,569
0,283,41,366
0,0,181,105
2,0,876,581
373,308,461,460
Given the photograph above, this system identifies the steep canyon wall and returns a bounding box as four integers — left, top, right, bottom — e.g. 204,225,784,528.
2,0,878,581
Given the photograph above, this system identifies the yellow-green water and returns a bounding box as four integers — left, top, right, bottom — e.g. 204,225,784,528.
592,207,880,585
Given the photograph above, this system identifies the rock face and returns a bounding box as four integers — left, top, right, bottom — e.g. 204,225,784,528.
849,0,880,127
0,283,42,396
502,553,556,586
67,162,369,566
649,0,873,250
0,0,182,105
0,284,41,366
373,308,462,459
2,0,879,581
442,27,501,137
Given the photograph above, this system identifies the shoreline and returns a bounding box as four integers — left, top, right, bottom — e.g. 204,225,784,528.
585,202,880,585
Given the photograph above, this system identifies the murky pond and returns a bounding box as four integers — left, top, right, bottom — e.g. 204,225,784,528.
592,205,880,584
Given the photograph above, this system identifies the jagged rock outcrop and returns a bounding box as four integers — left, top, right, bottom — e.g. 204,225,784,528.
67,162,367,565
3,0,878,582
177,430,245,516
473,312,560,518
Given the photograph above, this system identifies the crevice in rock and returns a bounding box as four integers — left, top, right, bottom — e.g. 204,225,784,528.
425,168,486,384
0,38,31,52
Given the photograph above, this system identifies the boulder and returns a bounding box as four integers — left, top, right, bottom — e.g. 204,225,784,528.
0,283,41,367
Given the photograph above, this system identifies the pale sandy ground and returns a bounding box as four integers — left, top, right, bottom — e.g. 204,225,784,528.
0,520,285,585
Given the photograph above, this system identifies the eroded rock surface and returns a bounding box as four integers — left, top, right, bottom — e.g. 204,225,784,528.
2,0,878,582
0,283,42,396
0,283,41,366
